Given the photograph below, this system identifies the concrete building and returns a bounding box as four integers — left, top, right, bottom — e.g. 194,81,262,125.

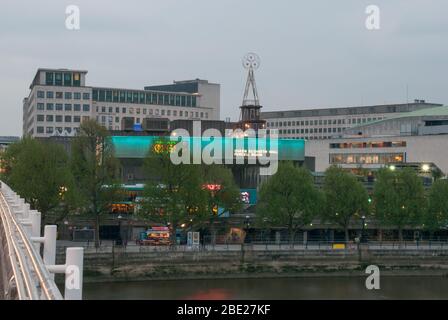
262,101,442,140
306,105,448,174
23,68,220,138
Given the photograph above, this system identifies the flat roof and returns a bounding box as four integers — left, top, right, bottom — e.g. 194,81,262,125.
347,105,448,130
261,102,443,119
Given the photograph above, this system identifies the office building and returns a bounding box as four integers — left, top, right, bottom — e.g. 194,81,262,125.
306,105,448,174
22,68,220,138
262,101,442,140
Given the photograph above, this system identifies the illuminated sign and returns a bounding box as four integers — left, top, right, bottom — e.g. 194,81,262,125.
240,189,257,205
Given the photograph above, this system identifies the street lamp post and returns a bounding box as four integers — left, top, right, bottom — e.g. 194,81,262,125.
117,214,123,246
360,215,367,243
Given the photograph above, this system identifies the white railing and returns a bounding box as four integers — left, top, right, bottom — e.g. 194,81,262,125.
0,181,83,300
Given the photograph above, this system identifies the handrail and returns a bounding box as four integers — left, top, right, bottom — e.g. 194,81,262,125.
0,182,63,300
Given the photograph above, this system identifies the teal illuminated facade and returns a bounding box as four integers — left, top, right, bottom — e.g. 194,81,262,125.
111,136,305,161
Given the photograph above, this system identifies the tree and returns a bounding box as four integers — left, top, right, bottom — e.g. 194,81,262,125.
201,165,242,244
373,167,426,242
425,179,448,233
141,140,209,245
257,162,323,244
0,137,75,225
322,166,369,242
70,120,121,247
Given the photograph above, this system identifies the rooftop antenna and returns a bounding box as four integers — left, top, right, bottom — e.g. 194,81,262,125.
242,52,261,107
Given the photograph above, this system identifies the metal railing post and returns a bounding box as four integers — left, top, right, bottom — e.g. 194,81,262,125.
64,247,84,300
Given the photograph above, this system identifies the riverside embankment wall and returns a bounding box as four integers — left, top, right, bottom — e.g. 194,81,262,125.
56,246,448,283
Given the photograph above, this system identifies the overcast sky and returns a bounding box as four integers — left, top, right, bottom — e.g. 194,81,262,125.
1,0,448,135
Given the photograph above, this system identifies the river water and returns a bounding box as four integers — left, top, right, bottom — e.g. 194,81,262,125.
83,276,448,300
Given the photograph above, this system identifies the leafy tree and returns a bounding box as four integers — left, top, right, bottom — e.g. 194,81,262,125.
141,140,209,245
201,164,242,244
257,162,323,244
373,167,426,241
0,137,75,225
425,179,448,232
322,166,369,242
70,120,121,247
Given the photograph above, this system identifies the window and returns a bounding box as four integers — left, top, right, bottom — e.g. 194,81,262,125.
45,72,54,85
330,153,405,165
122,107,126,113
126,91,132,103
115,117,119,123
46,91,54,99
83,93,90,100
65,104,72,111
56,92,63,99
56,115,62,122
56,127,63,133
64,92,72,100
46,103,54,111
63,73,72,86
74,116,81,123
37,115,44,122
56,103,63,111
37,103,44,110
119,91,126,103
55,73,62,86
73,73,81,86
98,90,105,102
46,127,54,134
46,115,54,122
37,126,44,133
109,107,113,113
167,110,171,116
65,127,72,133
115,107,120,113
161,109,165,116
74,92,81,100
83,104,90,112
37,91,45,98
106,90,112,102
74,104,81,111
65,116,72,122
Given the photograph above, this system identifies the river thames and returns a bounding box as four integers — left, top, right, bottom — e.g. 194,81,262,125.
83,276,448,300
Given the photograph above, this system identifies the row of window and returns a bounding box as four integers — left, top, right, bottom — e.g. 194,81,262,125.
278,127,345,135
45,72,81,87
36,115,89,123
92,89,197,107
36,103,90,112
36,126,78,134
330,141,407,149
37,91,90,100
96,105,208,118
330,153,405,165
267,116,384,128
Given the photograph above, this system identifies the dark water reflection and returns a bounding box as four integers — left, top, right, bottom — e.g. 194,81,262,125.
83,276,448,300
